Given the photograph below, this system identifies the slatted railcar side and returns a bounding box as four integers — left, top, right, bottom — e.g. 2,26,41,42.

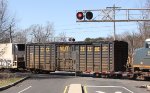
26,44,56,72
26,41,128,74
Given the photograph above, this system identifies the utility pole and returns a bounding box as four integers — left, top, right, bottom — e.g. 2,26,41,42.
113,4,116,40
9,25,12,43
105,5,121,40
113,5,116,40
107,5,121,40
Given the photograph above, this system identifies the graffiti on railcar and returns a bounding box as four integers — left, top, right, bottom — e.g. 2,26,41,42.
0,59,12,67
0,46,7,56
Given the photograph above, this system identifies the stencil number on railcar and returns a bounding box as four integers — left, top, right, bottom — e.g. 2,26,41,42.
46,48,50,51
80,46,101,52
102,46,108,51
95,47,100,52
59,46,69,52
40,47,50,52
87,47,92,51
80,46,85,51
40,47,44,51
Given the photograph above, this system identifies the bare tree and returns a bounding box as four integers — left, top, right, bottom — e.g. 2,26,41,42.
56,32,67,42
120,31,144,64
13,29,29,43
30,22,54,43
0,0,15,43
136,0,150,41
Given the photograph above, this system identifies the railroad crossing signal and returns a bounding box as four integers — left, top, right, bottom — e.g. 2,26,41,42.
76,11,93,20
76,6,150,40
76,8,150,22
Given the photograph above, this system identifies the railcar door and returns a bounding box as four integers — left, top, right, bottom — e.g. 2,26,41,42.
56,45,75,71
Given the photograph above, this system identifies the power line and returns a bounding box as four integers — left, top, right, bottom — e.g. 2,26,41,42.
55,23,81,28
58,28,138,34
55,22,136,28
54,23,137,32
114,0,123,5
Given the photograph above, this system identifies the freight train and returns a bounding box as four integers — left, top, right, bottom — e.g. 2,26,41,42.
25,40,129,79
0,39,150,80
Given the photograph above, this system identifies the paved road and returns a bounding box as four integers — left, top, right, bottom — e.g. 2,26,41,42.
1,74,150,93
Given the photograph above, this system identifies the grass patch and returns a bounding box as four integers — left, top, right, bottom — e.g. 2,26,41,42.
0,77,23,87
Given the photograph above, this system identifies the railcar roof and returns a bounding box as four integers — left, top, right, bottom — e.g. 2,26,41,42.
26,40,127,45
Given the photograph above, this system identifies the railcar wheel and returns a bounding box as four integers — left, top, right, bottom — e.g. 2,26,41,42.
131,74,138,80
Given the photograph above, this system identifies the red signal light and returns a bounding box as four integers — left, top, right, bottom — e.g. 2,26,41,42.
76,12,84,20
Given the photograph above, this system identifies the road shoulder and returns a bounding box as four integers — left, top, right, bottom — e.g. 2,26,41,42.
0,76,29,91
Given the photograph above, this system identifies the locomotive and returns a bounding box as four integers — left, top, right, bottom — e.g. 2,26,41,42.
131,39,150,79
133,38,150,70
